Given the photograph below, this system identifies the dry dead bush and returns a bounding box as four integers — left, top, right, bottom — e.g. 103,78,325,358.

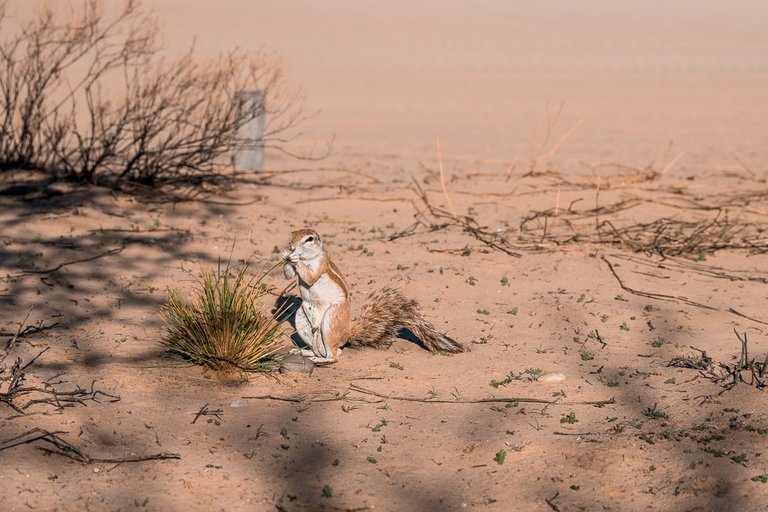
0,0,304,188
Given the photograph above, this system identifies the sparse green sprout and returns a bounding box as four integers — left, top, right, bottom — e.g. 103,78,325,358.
650,336,666,348
507,307,519,315
619,322,629,331
752,473,768,483
579,350,594,361
494,449,506,465
322,485,333,498
576,293,586,303
477,309,490,315
500,276,509,286
389,362,404,370
371,418,389,432
560,411,578,424
272,245,280,254
731,454,748,464
367,456,377,464
643,405,668,420
643,304,654,312
614,294,628,302
490,371,516,388
525,368,543,376
570,484,580,491
467,276,478,286
471,337,489,345
695,251,707,262
159,259,284,373
664,378,676,384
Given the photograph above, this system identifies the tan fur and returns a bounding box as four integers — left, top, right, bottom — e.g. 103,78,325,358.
282,229,464,362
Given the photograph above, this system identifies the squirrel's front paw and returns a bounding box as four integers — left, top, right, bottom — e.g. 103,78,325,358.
283,264,296,279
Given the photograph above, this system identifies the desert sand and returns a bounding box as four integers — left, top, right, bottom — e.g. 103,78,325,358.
1,1,768,511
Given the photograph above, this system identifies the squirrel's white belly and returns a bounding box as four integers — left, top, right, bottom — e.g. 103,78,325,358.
301,274,347,328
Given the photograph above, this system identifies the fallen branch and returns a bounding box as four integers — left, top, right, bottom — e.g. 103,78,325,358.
191,403,224,424
243,385,615,407
601,255,716,310
13,247,124,276
0,428,180,464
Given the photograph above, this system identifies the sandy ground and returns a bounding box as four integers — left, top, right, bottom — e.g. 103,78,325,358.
2,1,768,511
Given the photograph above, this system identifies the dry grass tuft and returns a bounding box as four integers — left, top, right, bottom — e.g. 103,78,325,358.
160,260,285,373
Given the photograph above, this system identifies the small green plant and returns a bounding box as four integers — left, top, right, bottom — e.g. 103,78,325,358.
579,350,594,361
160,258,284,373
500,276,509,286
731,453,748,464
650,336,666,348
619,322,630,331
467,276,478,286
490,371,516,388
643,404,668,420
371,418,389,432
576,293,586,303
614,294,628,302
367,456,377,464
560,411,578,424
569,484,580,491
471,337,488,345
704,447,725,457
389,361,404,370
322,484,333,498
751,473,768,483
507,307,519,315
664,378,676,384
525,368,543,376
477,309,490,315
494,449,506,465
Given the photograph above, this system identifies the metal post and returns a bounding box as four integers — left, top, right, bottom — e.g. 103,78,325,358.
232,90,266,172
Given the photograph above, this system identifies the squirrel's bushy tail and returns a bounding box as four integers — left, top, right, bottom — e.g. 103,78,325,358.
346,286,464,353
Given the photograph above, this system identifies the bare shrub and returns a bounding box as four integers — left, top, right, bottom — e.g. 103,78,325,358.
0,0,305,188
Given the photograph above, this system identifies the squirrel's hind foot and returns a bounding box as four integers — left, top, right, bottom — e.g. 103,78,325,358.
308,356,337,364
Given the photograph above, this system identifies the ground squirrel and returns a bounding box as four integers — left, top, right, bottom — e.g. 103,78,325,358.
281,228,464,363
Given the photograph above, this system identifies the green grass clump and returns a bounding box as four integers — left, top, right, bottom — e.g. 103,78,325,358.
160,259,284,373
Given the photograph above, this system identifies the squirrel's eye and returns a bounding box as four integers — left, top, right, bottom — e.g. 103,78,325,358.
306,236,314,242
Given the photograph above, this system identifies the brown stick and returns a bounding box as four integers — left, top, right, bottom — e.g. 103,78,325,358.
601,255,717,310
0,428,180,464
14,247,124,276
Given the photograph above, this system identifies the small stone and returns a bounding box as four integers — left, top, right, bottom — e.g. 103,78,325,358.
279,353,315,374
